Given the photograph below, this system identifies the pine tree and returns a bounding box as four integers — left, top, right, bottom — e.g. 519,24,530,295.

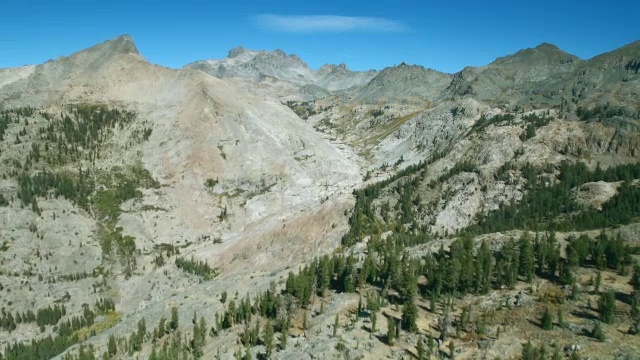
401,266,419,301
416,338,426,360
541,307,553,330
430,292,438,312
522,340,535,360
599,290,616,324
478,240,493,293
108,334,117,356
128,330,138,353
401,301,418,333
559,261,574,285
149,344,158,360
199,316,207,345
555,308,564,328
252,321,261,346
439,305,452,341
263,320,274,357
158,316,166,336
170,307,179,331
387,317,396,345
427,335,435,356
371,311,377,333
137,317,146,344
192,318,204,358
448,341,456,360
519,232,534,282
318,256,331,295
280,326,288,350
592,322,605,341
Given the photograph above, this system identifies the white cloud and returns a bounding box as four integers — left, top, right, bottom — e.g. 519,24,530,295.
254,14,407,33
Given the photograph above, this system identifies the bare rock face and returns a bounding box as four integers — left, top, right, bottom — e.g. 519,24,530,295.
432,172,483,234
314,63,378,91
575,181,619,210
0,34,362,356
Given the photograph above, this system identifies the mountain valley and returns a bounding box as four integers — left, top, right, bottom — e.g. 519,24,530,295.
1,35,640,360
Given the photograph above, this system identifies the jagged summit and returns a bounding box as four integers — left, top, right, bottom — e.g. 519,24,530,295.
252,48,308,68
185,46,310,83
319,63,348,71
317,63,356,74
227,46,249,58
185,46,377,92
273,49,287,57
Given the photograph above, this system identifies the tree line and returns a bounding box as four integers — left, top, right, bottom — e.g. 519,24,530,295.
0,300,109,360
175,257,218,280
469,160,640,234
0,304,67,333
342,148,450,246
576,103,640,121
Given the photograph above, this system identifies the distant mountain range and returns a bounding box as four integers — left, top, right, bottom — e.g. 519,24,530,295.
184,46,377,91
182,39,640,108
2,35,639,109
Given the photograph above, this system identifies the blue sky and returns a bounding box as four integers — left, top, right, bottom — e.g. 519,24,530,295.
1,0,638,73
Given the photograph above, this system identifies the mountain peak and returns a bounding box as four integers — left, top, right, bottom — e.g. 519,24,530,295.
273,49,287,57
356,63,451,103
49,34,141,70
535,42,561,51
228,46,249,58
493,42,578,67
93,34,139,56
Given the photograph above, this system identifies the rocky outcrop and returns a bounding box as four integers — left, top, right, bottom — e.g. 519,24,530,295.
185,48,377,92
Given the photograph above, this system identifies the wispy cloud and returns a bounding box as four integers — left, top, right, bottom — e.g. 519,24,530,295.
254,14,407,33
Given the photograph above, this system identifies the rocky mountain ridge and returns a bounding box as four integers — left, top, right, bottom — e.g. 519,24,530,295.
185,46,378,92
0,35,639,360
